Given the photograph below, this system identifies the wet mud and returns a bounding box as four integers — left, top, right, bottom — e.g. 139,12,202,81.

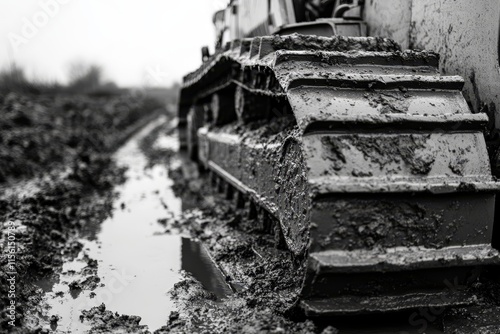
0,110,248,333
0,91,163,332
0,92,162,333
269,34,401,53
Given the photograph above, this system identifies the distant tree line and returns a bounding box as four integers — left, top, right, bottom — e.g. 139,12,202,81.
0,63,181,111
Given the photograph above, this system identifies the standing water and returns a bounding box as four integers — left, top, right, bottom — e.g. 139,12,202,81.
36,116,232,332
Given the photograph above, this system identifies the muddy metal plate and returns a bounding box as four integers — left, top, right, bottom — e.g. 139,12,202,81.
302,132,491,185
287,87,483,132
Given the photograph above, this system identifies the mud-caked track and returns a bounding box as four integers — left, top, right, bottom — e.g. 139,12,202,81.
179,34,500,316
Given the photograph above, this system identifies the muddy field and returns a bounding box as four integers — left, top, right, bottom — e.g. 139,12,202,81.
2,93,500,334
0,92,163,333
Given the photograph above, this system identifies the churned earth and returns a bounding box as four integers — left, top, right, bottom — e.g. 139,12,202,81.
0,92,164,333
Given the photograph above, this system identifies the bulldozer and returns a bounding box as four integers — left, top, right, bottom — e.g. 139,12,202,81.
178,0,500,317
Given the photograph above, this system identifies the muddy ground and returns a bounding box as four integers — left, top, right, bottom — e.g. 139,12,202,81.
0,92,163,333
2,93,500,333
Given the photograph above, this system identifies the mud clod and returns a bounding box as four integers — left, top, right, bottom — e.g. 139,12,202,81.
270,34,401,53
450,156,470,176
349,134,435,175
364,91,410,114
80,304,149,334
320,137,347,171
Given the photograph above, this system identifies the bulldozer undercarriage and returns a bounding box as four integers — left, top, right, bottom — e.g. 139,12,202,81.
179,34,500,316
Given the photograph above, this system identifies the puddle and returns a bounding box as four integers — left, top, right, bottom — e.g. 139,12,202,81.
36,116,231,333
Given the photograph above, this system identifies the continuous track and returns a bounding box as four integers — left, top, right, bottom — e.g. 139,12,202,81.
179,34,500,316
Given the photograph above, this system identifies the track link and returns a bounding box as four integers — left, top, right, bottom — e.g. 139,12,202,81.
179,34,500,316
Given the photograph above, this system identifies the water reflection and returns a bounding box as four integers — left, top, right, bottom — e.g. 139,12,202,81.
181,237,233,300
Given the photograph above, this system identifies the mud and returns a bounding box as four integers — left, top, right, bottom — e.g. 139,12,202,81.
347,134,435,175
0,143,126,332
312,199,438,250
160,181,318,333
275,138,311,257
183,34,407,104
270,34,401,53
32,118,185,333
364,91,410,114
0,92,162,183
320,137,347,172
0,92,163,332
80,304,149,334
149,120,326,332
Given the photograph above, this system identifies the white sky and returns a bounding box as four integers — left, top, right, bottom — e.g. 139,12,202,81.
0,0,227,87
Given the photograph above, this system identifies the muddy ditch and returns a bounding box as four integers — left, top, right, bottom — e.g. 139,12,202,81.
32,117,235,333
0,112,239,334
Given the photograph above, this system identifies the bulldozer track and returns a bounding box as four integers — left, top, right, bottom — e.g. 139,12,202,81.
179,34,500,316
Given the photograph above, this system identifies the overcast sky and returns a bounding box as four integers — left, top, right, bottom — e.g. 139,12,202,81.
0,0,226,87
